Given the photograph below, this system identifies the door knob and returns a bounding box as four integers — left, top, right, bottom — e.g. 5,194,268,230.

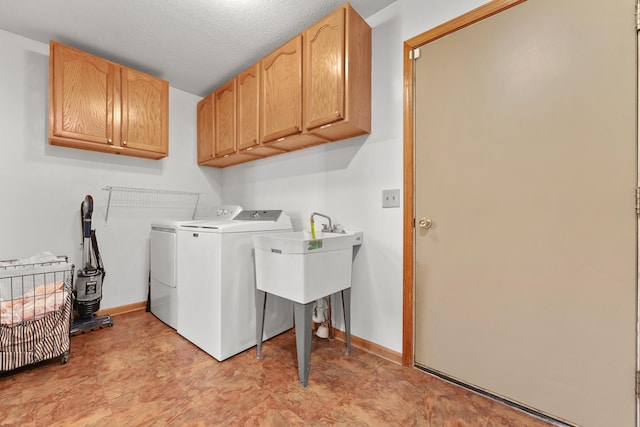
418,217,432,230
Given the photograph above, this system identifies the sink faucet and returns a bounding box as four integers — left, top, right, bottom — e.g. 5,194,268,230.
310,212,345,233
310,212,332,232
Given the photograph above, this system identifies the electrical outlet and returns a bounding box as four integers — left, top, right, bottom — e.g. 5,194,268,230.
382,189,400,208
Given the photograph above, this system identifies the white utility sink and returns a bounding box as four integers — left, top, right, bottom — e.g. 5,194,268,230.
253,231,363,304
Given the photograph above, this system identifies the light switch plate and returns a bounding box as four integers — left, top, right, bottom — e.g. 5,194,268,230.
382,189,400,208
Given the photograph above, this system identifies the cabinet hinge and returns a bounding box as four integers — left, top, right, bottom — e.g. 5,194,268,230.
636,0,640,30
409,47,421,60
636,187,640,214
636,370,640,397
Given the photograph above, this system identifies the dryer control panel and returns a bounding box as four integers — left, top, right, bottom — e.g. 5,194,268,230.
233,210,282,221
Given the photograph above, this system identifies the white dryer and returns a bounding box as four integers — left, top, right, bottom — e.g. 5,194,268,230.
176,209,294,361
149,205,242,329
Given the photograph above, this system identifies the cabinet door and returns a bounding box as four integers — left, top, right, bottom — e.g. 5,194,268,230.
50,42,117,147
215,79,236,156
197,93,215,164
237,64,260,151
120,68,169,156
260,35,303,143
304,6,345,130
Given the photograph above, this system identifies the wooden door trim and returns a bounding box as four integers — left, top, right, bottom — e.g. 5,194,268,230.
402,0,526,366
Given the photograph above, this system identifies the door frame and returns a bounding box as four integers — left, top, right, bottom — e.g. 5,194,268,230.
401,0,527,367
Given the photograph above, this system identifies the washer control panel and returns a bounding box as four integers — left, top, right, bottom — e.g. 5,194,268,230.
233,210,282,221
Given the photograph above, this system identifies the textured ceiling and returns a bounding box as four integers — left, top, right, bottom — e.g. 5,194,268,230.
0,0,395,97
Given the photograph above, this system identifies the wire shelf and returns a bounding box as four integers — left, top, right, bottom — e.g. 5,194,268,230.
102,186,201,222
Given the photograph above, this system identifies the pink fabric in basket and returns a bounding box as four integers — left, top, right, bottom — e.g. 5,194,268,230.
0,281,68,326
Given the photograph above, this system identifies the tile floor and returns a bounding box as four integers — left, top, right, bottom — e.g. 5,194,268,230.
0,310,559,426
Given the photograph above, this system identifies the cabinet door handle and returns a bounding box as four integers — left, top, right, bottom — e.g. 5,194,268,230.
122,140,127,146
107,138,113,145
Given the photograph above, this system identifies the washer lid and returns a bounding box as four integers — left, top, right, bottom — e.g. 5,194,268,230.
150,218,193,229
179,210,292,232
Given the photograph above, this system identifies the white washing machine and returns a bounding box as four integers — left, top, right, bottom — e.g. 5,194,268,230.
176,209,294,361
149,205,242,329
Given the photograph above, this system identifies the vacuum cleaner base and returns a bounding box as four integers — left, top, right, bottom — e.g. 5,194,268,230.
70,315,114,336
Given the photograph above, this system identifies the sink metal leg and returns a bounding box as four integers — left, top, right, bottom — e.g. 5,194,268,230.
255,289,266,360
293,301,313,387
342,288,351,356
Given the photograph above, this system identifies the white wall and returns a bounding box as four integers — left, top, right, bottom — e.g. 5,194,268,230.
0,0,493,353
0,29,222,309
222,4,405,351
400,0,488,40
222,0,489,353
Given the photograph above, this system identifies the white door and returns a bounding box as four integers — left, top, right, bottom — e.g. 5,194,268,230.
413,1,637,426
150,227,177,328
177,229,222,358
150,228,176,288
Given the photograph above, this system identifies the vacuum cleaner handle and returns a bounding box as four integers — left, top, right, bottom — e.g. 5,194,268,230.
90,230,105,279
81,195,94,239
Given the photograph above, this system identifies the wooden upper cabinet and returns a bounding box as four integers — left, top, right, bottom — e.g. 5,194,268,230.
48,41,169,159
304,6,345,130
304,4,371,141
196,3,371,168
260,35,303,143
197,93,215,164
196,64,281,167
237,64,285,157
120,67,169,155
260,35,326,151
237,64,260,151
50,41,117,147
215,79,236,157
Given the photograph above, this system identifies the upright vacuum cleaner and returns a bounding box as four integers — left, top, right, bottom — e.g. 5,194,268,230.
70,195,114,335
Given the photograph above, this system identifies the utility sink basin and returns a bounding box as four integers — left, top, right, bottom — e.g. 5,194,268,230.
253,231,363,304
